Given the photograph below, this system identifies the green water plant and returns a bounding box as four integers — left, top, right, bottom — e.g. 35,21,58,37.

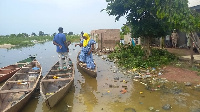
108,44,177,69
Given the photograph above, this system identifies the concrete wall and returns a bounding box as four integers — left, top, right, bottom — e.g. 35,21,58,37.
124,33,140,45
91,29,120,51
124,33,132,44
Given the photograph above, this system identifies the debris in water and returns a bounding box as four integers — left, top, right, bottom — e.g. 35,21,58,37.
120,89,127,94
162,104,172,110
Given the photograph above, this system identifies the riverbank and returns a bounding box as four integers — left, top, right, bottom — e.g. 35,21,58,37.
0,44,15,49
103,46,200,85
0,35,80,49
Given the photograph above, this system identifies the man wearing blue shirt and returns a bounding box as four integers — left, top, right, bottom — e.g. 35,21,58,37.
53,27,69,70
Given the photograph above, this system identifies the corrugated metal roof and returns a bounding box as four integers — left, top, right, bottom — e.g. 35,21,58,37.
188,0,200,7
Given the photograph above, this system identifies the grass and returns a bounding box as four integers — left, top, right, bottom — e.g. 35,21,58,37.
163,57,200,76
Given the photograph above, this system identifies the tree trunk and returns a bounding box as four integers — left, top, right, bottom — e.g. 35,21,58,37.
190,32,194,66
145,37,151,58
160,37,164,49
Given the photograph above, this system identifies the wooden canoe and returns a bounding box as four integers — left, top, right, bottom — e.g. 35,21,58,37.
0,59,42,112
77,52,97,78
40,60,74,108
0,56,36,82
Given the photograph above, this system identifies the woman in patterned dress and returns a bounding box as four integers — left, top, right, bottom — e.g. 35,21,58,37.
75,33,96,69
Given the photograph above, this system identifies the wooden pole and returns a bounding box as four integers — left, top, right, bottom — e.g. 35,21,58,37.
101,33,103,51
190,32,194,66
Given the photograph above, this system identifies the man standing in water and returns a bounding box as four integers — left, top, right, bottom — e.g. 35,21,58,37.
53,27,70,70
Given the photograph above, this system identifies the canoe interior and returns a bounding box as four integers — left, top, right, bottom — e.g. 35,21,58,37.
0,59,41,112
0,56,36,82
42,79,71,96
40,60,74,108
41,62,73,97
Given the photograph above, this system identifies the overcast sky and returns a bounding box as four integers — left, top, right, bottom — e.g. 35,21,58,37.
0,0,127,35
0,0,199,35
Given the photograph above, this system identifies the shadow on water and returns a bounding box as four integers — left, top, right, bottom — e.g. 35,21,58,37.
1,42,200,112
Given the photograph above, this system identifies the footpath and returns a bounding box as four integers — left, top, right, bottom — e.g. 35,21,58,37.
165,48,200,63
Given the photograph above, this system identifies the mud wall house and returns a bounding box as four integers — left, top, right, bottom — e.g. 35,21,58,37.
90,29,120,51
176,5,200,48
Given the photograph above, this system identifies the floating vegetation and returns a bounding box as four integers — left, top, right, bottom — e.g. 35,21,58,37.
108,44,177,69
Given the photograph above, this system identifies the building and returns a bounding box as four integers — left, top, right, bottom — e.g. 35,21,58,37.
90,29,120,51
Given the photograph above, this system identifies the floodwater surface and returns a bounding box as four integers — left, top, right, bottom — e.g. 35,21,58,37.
0,41,200,112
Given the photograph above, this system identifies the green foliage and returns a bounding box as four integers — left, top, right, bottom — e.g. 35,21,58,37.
104,0,200,60
120,32,124,39
0,36,52,47
39,31,44,36
105,0,200,36
108,44,177,69
66,35,80,42
121,25,130,35
68,32,73,35
105,0,170,38
156,0,200,32
0,35,80,48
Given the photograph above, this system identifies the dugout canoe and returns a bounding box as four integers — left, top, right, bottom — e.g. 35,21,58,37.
0,59,42,112
77,52,97,78
40,60,74,108
0,56,36,82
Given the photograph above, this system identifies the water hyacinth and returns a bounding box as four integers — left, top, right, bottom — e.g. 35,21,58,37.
108,44,177,69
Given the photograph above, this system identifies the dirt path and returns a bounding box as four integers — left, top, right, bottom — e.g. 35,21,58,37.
159,66,200,84
160,48,200,84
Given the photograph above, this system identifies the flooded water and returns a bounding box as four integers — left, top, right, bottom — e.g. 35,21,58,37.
0,41,200,112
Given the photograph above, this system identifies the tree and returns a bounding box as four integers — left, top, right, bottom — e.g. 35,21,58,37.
156,0,200,65
68,32,73,35
104,0,199,59
31,32,37,36
10,34,16,37
121,25,130,35
53,33,57,37
120,25,130,40
104,0,171,57
17,33,25,37
120,31,124,40
22,33,28,37
39,31,44,36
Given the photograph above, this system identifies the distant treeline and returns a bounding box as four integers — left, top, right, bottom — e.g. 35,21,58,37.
0,35,80,48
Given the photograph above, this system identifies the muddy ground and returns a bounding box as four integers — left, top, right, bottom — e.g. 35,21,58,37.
160,48,200,85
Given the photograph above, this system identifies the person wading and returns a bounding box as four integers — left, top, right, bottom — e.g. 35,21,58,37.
53,27,70,70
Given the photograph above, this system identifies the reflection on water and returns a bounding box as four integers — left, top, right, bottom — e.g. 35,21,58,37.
76,67,98,112
0,42,200,112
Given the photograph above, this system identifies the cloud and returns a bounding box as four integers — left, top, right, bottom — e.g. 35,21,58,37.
188,0,200,7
